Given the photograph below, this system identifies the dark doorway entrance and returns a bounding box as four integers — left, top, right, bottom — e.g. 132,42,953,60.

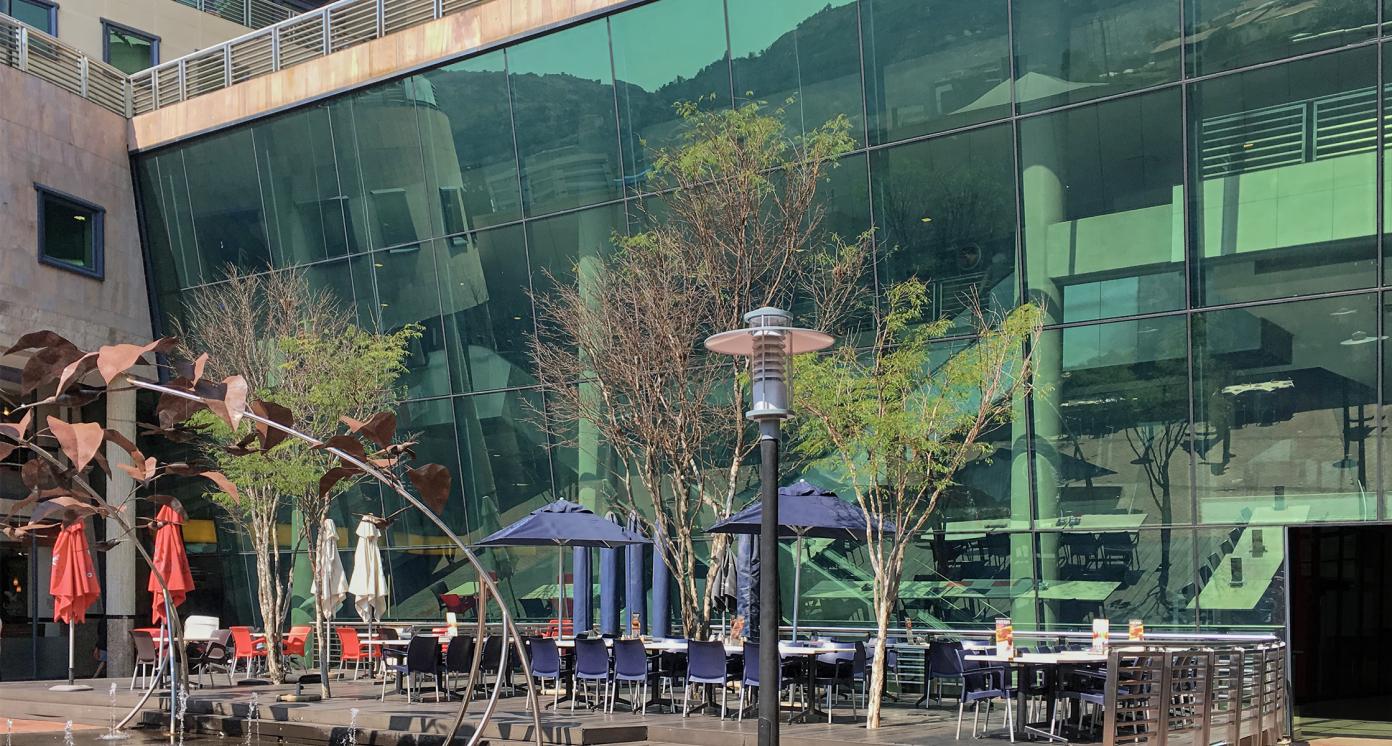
1289,525,1392,739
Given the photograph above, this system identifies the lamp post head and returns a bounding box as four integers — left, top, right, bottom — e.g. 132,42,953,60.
703,306,834,422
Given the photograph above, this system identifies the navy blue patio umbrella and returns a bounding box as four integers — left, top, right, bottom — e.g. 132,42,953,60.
476,500,647,634
706,479,895,638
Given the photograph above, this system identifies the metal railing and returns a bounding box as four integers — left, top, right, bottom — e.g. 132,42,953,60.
129,0,484,115
170,0,299,29
0,15,132,116
1200,86,1380,179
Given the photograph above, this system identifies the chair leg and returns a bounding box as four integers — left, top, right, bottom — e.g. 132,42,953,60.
956,699,966,740
682,682,691,717
738,685,747,722
721,681,727,720
571,676,578,713
1005,696,1015,743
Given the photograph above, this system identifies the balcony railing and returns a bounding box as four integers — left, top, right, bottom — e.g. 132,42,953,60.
0,15,132,116
130,0,482,116
170,0,300,30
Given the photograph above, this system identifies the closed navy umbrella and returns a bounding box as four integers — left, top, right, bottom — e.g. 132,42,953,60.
707,480,896,638
476,500,647,635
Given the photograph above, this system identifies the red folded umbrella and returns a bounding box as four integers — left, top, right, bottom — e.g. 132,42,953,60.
50,522,101,625
149,504,195,624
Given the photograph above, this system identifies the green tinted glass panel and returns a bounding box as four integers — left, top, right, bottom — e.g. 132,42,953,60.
453,388,555,535
436,225,536,394
1190,48,1377,307
525,204,626,348
861,0,1010,143
302,256,368,327
383,398,467,542
9,0,52,32
346,81,437,250
1194,527,1285,632
871,124,1017,328
728,0,865,142
252,106,355,268
611,0,731,195
1039,529,1197,630
1193,294,1378,525
507,21,622,216
897,533,1037,627
358,243,452,399
137,151,205,288
421,51,523,231
105,24,156,74
1186,0,1375,75
1033,316,1191,528
1021,88,1184,324
1012,0,1180,114
182,129,271,278
324,96,373,255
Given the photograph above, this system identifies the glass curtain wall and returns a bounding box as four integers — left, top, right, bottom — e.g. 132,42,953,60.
134,0,1392,636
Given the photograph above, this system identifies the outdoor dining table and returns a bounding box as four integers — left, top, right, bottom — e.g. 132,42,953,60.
964,651,1107,744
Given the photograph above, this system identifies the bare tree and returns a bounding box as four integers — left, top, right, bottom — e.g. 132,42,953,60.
531,101,872,636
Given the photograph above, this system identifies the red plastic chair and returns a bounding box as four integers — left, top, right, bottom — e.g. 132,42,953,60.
543,619,574,638
228,626,266,680
335,626,376,680
282,625,311,669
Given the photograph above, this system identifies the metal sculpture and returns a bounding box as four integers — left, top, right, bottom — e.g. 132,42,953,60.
0,332,542,746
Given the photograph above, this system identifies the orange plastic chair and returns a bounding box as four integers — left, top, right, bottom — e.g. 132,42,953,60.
282,625,311,669
335,626,376,680
228,626,266,680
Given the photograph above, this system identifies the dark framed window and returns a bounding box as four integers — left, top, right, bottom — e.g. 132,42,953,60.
102,19,158,74
36,185,104,280
2,0,57,34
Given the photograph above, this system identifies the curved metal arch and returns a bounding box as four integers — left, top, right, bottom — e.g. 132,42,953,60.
127,378,544,746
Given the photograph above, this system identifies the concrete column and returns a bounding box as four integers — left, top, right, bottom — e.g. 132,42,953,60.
104,382,138,677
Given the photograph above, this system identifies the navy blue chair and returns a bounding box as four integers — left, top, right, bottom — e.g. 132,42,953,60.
386,635,443,703
570,639,610,712
610,639,649,713
955,649,1014,741
682,640,730,718
925,640,965,704
1054,664,1107,736
528,637,563,710
814,641,865,722
736,641,778,722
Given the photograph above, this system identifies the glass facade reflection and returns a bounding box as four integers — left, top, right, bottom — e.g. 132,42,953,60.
134,0,1392,636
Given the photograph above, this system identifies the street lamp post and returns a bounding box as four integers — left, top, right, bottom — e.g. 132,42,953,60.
704,307,832,746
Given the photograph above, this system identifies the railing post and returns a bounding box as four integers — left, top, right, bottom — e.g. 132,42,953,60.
123,77,132,117
151,71,160,109
17,25,28,72
433,0,442,18
78,55,88,99
244,0,252,25
271,26,281,70
178,58,187,102
223,44,231,87
321,9,330,55
376,0,385,37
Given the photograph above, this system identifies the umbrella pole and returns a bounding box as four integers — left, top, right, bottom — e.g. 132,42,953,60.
50,619,95,691
557,546,564,635
792,535,803,641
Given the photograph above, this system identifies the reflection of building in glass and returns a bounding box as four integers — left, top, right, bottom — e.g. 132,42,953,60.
103,0,1392,684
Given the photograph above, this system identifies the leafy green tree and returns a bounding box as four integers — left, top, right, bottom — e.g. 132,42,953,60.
176,269,418,687
791,281,1042,727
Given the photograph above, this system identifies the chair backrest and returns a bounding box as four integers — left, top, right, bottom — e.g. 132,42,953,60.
851,641,866,676
204,629,233,662
445,635,475,673
229,626,259,655
406,635,440,674
958,649,1001,693
130,630,158,662
927,640,964,676
529,637,561,678
379,627,399,640
335,625,362,656
741,641,761,686
686,640,727,681
612,639,647,679
283,626,311,656
574,638,610,678
480,636,504,670
184,615,220,638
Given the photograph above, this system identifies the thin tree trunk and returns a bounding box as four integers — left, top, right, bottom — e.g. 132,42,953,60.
254,534,285,683
866,553,902,728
